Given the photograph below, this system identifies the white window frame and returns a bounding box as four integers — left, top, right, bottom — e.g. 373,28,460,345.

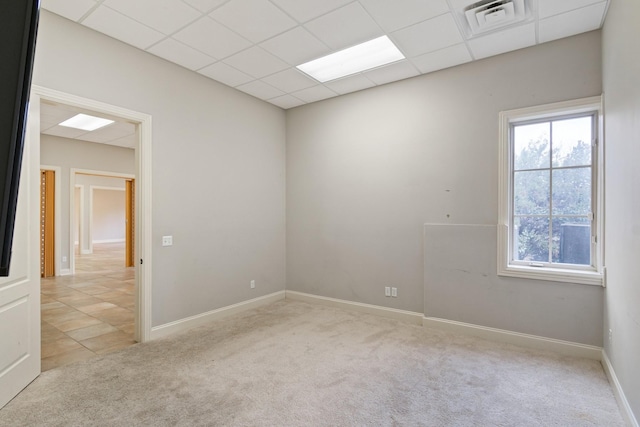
498,96,604,286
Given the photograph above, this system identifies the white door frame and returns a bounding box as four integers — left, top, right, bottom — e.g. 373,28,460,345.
32,85,152,343
74,184,84,258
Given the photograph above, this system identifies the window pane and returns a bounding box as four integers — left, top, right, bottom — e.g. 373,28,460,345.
514,217,549,262
514,122,550,170
552,167,591,215
514,170,550,215
552,117,592,167
551,217,590,265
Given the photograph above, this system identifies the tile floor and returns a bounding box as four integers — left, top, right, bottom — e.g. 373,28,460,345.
41,242,136,371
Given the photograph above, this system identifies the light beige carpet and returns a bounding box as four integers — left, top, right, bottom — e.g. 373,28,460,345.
0,300,624,426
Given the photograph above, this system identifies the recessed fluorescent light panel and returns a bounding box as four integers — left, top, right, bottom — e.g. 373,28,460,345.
59,113,114,131
297,36,405,83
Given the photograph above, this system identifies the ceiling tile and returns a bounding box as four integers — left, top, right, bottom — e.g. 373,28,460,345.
360,0,450,33
83,6,165,49
304,2,383,50
325,74,376,95
267,95,306,109
80,123,135,143
260,27,330,65
292,85,338,103
181,0,228,13
209,0,297,43
173,16,251,60
40,118,61,132
538,0,606,19
42,0,97,22
109,134,138,149
223,46,290,79
103,0,201,34
148,38,215,70
410,43,471,74
236,80,285,100
40,103,76,121
262,69,318,93
269,0,352,23
363,60,419,85
43,126,89,139
198,62,254,87
391,13,463,57
467,23,536,59
539,3,607,43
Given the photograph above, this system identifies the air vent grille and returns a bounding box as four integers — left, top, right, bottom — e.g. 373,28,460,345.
464,0,526,35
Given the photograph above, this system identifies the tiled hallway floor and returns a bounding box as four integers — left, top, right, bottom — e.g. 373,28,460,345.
41,243,136,371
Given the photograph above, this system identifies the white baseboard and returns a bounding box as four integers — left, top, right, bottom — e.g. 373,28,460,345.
602,350,639,427
80,249,92,255
60,269,71,276
150,290,286,340
423,317,602,360
285,290,423,325
92,239,125,244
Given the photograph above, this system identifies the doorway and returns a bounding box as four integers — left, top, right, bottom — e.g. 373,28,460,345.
40,170,139,371
41,153,138,370
31,86,152,368
0,86,152,408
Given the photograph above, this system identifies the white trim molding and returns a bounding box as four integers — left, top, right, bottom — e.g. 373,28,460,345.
285,291,423,325
602,351,639,427
92,239,126,244
31,85,153,343
73,184,85,266
423,317,602,360
151,291,286,340
498,95,605,286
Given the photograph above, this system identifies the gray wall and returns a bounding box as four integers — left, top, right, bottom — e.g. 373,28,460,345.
34,11,287,327
91,188,125,243
75,175,128,251
41,135,134,269
602,0,640,420
286,32,603,345
424,225,603,345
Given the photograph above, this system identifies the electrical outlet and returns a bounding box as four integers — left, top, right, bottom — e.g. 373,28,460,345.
608,329,612,343
250,280,255,289
391,287,397,297
162,236,173,246
62,256,67,262
385,287,391,297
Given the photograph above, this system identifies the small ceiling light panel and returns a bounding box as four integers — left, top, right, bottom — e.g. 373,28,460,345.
297,36,405,83
59,113,114,131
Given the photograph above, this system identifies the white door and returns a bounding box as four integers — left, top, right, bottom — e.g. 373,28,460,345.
0,96,41,408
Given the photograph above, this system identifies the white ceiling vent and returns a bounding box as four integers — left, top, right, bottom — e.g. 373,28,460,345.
464,0,527,35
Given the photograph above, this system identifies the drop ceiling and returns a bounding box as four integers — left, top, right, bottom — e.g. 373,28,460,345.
40,101,137,149
42,0,609,110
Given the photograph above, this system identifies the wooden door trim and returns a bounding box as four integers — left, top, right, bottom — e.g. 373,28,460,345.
40,165,61,276
40,170,55,277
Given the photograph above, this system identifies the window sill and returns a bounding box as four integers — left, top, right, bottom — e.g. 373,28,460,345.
498,264,604,286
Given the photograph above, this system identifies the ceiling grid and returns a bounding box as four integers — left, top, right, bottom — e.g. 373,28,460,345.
41,0,610,112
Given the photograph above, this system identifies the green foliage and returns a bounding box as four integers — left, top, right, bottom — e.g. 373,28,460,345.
514,138,591,264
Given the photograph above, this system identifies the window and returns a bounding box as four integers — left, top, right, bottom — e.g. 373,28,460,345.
498,97,603,286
